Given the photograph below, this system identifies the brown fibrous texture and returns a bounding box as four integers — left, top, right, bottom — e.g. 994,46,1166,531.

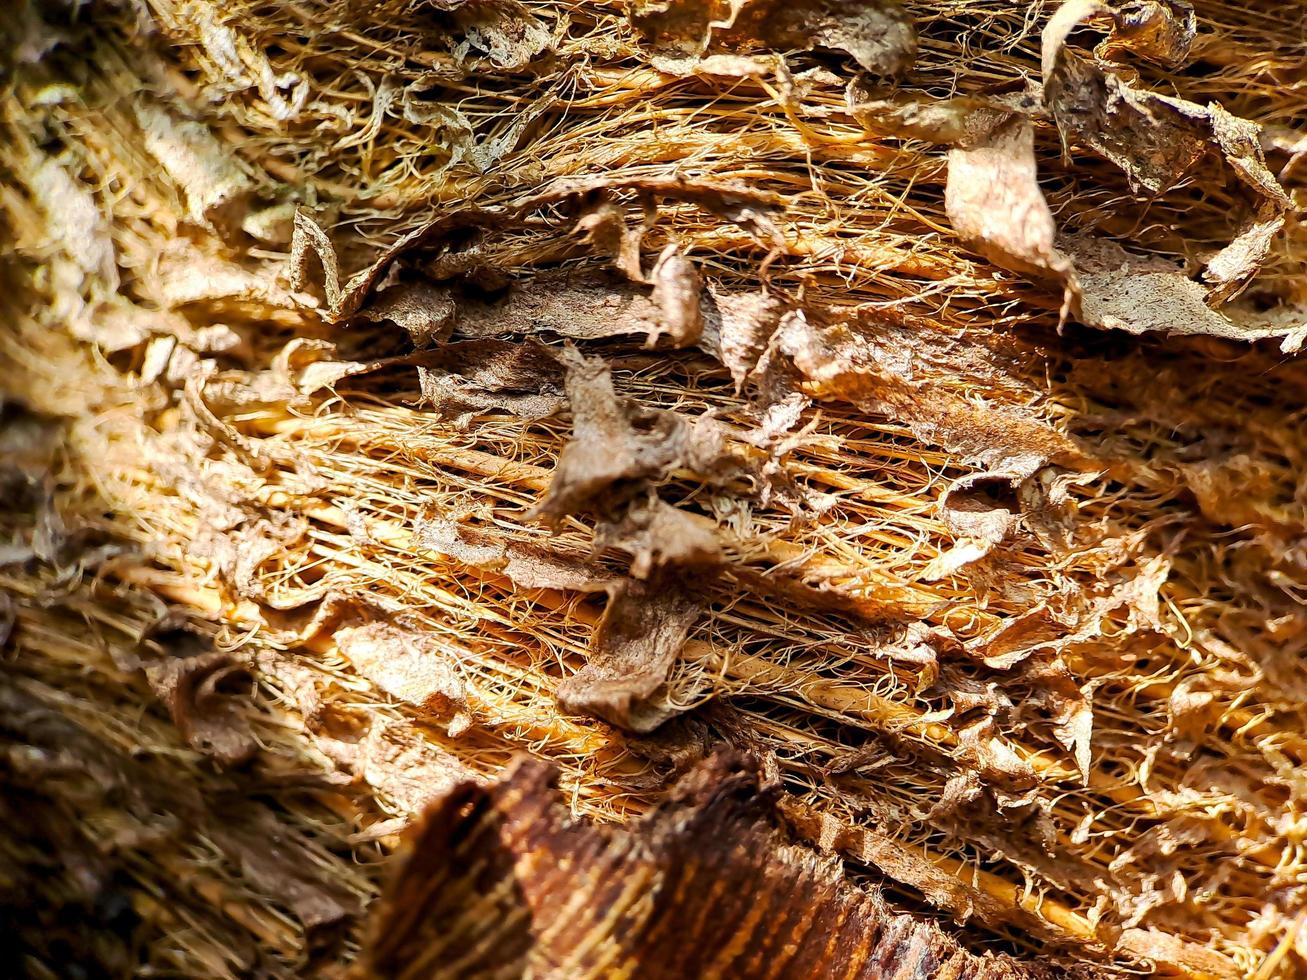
2,0,1307,977
360,752,1065,980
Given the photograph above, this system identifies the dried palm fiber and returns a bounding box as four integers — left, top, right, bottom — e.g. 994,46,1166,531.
359,752,1066,979
3,0,1307,975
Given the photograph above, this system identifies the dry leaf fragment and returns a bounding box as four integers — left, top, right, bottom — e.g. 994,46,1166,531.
165,2,308,120
596,495,722,580
927,465,1050,580
928,6,1295,341
968,550,1171,669
529,346,736,525
1022,655,1097,786
1203,210,1286,304
1094,553,1170,634
0,593,15,653
24,153,144,351
629,0,917,77
274,337,370,394
942,675,1016,734
1165,670,1256,750
398,88,476,167
451,273,669,343
572,195,649,281
1043,0,1288,209
206,809,361,931
417,338,567,422
280,350,433,396
135,102,254,234
957,715,1040,806
845,80,1015,147
288,179,782,326
446,0,552,70
1109,817,1208,873
150,243,303,317
315,721,479,817
226,514,309,603
648,245,705,347
360,754,1049,978
966,602,1079,671
414,513,708,731
945,111,1076,288
736,391,836,514
790,0,916,76
924,771,984,821
742,389,809,449
703,288,789,391
526,174,787,246
142,641,257,767
414,515,615,593
940,473,1024,551
647,50,778,77
623,713,717,775
253,651,324,724
1067,234,1301,343
28,155,118,294
1036,0,1295,321
1175,448,1290,528
771,305,1083,472
288,209,342,310
1203,100,1292,208
871,621,953,691
1091,0,1195,66
556,575,702,732
1043,0,1207,196
335,622,470,730
241,201,296,245
360,280,455,348
288,207,503,321
402,76,552,171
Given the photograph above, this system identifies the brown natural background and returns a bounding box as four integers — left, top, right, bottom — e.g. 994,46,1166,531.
2,0,1306,977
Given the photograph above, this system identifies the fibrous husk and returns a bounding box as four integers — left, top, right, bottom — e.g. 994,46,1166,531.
359,753,1052,979
6,0,1307,975
937,0,1300,345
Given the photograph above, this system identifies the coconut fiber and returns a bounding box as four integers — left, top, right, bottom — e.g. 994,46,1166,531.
2,0,1307,977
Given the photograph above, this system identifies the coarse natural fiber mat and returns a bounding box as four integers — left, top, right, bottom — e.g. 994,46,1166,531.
2,0,1307,976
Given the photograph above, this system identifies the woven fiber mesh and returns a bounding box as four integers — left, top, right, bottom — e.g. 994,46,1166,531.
2,0,1306,976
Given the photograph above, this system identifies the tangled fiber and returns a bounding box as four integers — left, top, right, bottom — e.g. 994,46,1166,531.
3,0,1307,976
